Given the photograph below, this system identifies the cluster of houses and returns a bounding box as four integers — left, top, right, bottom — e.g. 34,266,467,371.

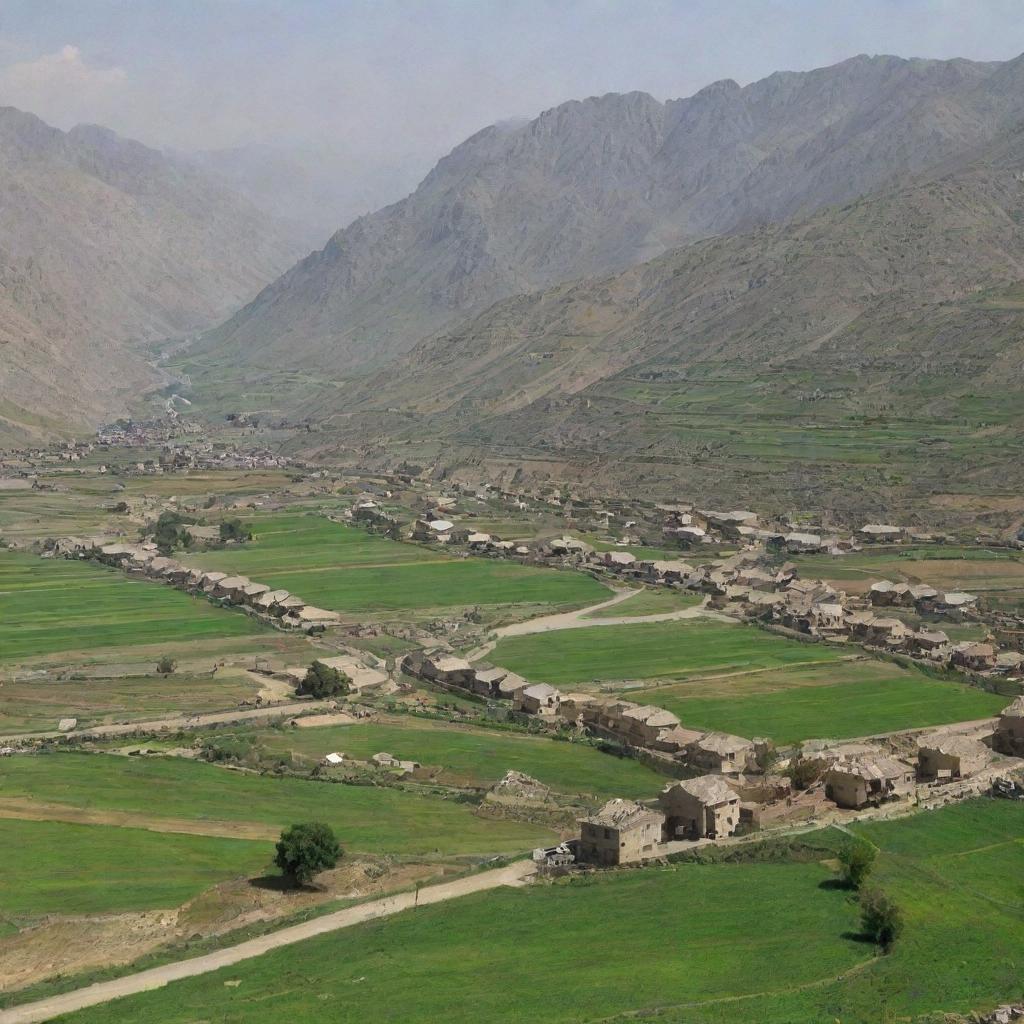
48,536,340,630
559,715,1017,868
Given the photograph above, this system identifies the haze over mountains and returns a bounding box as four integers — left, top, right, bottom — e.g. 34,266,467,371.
0,107,300,442
194,52,1024,376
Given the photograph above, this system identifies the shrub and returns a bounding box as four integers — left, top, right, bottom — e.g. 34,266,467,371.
219,518,252,543
860,889,903,950
156,655,177,675
838,839,876,889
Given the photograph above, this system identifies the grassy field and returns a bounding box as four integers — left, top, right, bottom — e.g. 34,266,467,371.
184,513,609,615
243,716,666,799
631,659,1008,744
488,619,847,686
0,819,270,920
584,588,703,618
53,800,1024,1024
0,672,261,735
0,754,554,857
0,551,266,664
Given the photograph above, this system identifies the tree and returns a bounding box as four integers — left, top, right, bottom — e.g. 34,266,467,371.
152,511,194,555
274,822,341,887
297,660,351,699
839,840,876,890
859,889,903,950
219,518,252,543
156,655,176,675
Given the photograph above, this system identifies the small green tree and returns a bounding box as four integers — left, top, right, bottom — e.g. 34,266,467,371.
860,889,903,950
275,822,341,887
789,755,822,791
156,655,176,675
297,661,351,699
839,840,876,889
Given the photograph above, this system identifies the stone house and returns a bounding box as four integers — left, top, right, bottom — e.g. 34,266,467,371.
514,683,561,716
659,775,740,840
858,524,903,543
992,697,1024,756
784,532,823,553
824,756,915,809
618,705,682,747
916,735,989,782
686,732,754,774
950,642,997,673
578,799,665,866
869,580,912,607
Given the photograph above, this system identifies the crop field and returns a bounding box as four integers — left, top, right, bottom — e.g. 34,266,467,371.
488,619,848,686
0,672,262,735
0,551,266,664
243,716,666,799
54,799,1024,1024
0,819,270,920
631,659,1008,744
0,754,555,856
186,513,608,614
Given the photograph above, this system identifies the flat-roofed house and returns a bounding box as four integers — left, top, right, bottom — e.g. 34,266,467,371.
950,642,997,673
824,756,915,809
659,776,740,840
858,524,903,543
917,735,989,782
578,799,665,866
992,697,1024,756
618,704,682,747
515,683,561,716
686,732,754,774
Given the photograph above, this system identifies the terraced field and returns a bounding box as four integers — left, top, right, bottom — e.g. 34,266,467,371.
186,513,608,614
631,660,1007,744
0,551,266,664
0,672,262,735
0,753,555,857
488,619,848,686
242,716,666,799
57,800,1024,1024
0,819,271,919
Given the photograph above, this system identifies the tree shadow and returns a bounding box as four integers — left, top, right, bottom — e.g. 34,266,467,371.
841,930,877,946
818,878,853,891
249,873,304,893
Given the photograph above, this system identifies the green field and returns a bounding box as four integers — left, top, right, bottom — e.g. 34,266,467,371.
185,514,608,614
53,800,1024,1024
0,754,554,856
246,716,665,799
584,587,703,618
0,551,265,664
0,819,270,920
631,660,1008,744
0,672,261,734
488,619,847,686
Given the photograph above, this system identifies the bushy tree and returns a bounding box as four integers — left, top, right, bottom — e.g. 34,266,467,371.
152,511,194,555
219,518,252,543
860,889,903,950
297,661,351,699
156,655,177,675
275,822,341,886
839,840,876,889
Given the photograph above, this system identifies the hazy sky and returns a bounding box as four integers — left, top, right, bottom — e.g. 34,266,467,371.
3,0,1024,224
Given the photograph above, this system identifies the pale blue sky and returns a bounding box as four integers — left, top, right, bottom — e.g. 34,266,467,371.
2,1,1023,218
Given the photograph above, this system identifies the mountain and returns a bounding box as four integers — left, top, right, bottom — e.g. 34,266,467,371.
311,122,1024,517
0,107,300,442
190,142,422,251
193,52,1024,377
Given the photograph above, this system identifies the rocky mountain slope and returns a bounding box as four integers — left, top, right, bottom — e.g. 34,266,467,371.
194,52,1024,375
0,107,300,442
313,122,1024,513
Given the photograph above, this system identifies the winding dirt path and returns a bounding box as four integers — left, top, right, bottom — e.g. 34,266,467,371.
0,861,536,1024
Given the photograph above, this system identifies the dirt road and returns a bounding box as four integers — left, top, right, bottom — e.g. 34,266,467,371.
0,860,536,1024
0,698,335,746
467,588,727,660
